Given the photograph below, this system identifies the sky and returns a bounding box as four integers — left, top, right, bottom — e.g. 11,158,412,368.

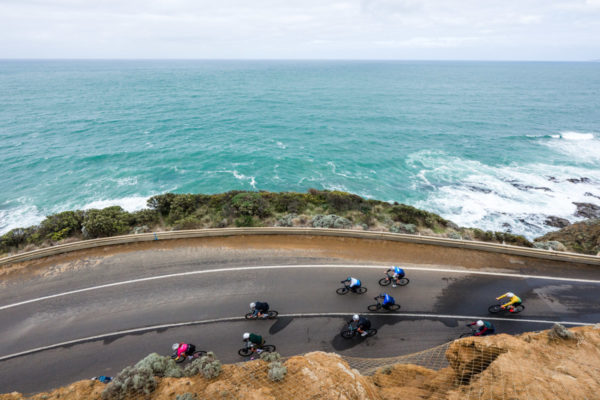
0,0,599,60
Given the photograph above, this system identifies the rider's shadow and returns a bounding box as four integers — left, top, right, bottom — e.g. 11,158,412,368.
269,317,294,335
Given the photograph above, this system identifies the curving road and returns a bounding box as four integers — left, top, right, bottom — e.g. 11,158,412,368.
0,238,599,394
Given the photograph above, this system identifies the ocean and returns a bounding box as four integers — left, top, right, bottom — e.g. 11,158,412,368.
1,60,599,239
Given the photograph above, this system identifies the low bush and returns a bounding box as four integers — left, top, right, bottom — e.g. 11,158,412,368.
230,192,270,218
82,206,133,238
267,361,287,382
168,194,200,222
390,223,416,234
311,214,352,229
101,366,157,400
184,352,222,379
173,216,204,230
131,209,160,226
134,352,182,378
147,193,177,215
260,352,281,362
38,210,84,241
389,204,448,228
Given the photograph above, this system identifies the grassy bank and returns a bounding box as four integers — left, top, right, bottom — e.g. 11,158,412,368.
0,190,533,257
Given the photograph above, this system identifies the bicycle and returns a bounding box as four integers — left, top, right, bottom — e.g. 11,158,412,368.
238,343,276,357
488,303,525,314
171,350,207,363
340,323,377,339
378,274,409,287
367,297,401,312
459,327,478,338
245,310,279,319
336,281,367,295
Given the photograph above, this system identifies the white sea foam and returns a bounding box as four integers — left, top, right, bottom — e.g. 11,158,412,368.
543,131,600,163
81,196,150,212
409,150,600,239
232,170,257,189
0,199,46,235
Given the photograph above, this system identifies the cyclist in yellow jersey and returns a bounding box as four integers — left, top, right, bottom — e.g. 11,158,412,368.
496,292,522,312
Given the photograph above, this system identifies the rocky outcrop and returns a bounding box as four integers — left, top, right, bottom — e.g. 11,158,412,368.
536,218,600,254
533,240,567,251
573,202,600,219
544,216,570,228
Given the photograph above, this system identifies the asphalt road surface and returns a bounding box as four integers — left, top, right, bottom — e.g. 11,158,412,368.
1,242,599,394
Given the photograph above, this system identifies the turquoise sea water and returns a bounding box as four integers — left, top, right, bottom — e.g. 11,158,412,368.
1,60,599,238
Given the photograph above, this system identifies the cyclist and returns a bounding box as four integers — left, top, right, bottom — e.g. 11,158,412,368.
375,293,396,310
242,332,265,352
171,342,196,361
496,292,522,312
350,314,371,336
386,266,405,287
250,301,270,318
467,320,495,336
342,277,362,293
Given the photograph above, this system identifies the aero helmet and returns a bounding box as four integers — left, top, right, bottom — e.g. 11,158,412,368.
172,343,179,351
476,320,484,327
352,314,359,321
250,302,256,309
243,332,250,340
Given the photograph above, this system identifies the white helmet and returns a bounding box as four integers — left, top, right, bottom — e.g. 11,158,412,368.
352,314,359,321
476,320,484,327
243,332,250,340
172,343,179,351
250,302,256,309
507,292,515,297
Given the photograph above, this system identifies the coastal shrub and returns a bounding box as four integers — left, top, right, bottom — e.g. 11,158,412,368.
101,366,157,400
270,192,309,214
230,192,270,218
389,204,447,228
447,231,462,240
131,209,160,226
325,191,368,213
168,194,199,222
277,213,297,227
134,352,182,378
184,352,222,379
260,351,281,362
234,215,256,227
548,323,576,341
311,214,352,229
173,216,204,230
267,361,287,382
147,193,177,215
390,223,417,234
0,228,29,250
82,206,133,238
497,232,533,247
38,210,85,241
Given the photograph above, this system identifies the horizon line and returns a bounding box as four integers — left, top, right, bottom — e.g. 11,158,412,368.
0,58,598,63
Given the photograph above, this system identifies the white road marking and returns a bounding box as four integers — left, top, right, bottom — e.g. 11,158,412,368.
0,312,595,361
2,264,600,311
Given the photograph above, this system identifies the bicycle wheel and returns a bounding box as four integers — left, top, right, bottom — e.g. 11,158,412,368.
367,304,381,311
387,304,401,311
173,355,186,364
513,305,525,313
378,277,391,286
336,287,349,295
459,332,473,338
356,287,367,294
244,312,255,319
192,351,207,359
238,347,252,357
267,310,279,318
341,329,355,339
488,304,502,313
262,344,276,352
397,278,409,286
366,328,377,337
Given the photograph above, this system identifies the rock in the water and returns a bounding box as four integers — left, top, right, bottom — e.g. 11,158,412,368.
584,192,600,200
567,177,591,184
573,202,600,219
544,216,570,228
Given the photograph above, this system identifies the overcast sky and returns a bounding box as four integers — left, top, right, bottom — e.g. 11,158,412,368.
1,0,599,60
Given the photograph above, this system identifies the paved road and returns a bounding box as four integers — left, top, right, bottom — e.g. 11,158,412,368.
0,244,599,394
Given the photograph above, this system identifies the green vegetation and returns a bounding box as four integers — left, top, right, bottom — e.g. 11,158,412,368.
0,189,536,257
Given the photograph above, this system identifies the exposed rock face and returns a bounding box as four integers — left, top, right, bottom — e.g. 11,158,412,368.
536,218,600,254
3,326,600,400
573,202,600,219
544,216,570,228
533,241,567,251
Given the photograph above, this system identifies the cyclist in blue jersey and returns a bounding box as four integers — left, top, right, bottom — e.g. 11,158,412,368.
375,293,396,310
386,266,406,287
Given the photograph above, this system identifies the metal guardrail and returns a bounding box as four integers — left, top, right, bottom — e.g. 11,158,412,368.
1,227,599,267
